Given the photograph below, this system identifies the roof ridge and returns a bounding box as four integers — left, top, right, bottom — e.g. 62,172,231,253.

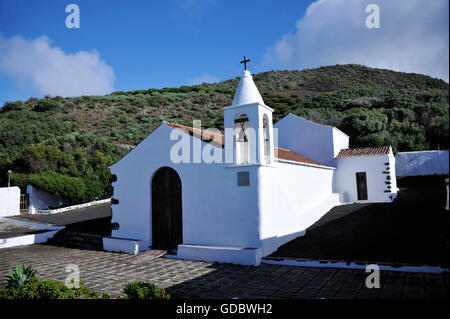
344,145,390,149
336,145,391,158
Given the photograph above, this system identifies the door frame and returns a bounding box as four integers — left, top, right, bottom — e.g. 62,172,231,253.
355,171,368,201
151,166,183,250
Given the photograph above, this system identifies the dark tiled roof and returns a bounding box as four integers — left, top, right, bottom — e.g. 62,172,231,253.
336,146,391,158
165,121,324,166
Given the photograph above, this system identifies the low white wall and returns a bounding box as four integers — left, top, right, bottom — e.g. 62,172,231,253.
103,237,145,255
0,230,60,249
0,218,64,249
35,198,111,215
258,161,340,256
262,258,449,274
177,244,262,266
0,186,20,217
26,184,68,214
395,150,449,176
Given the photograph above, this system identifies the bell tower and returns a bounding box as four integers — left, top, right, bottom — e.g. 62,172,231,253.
223,57,274,166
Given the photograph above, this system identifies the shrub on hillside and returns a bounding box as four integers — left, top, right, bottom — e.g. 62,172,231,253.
29,171,86,204
33,99,61,112
1,101,24,112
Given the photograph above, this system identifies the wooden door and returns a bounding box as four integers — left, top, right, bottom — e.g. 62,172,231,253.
356,172,368,200
151,167,182,250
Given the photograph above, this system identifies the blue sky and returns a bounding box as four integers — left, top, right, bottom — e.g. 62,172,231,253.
0,0,448,103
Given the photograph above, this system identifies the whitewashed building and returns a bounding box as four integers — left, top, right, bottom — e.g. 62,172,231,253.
103,69,398,265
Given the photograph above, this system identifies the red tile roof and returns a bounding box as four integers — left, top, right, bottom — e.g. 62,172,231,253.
165,121,323,166
275,147,322,165
166,121,225,145
336,146,391,158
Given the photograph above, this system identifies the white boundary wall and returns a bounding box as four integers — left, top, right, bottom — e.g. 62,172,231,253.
0,217,64,249
35,198,111,214
26,184,68,214
259,160,340,256
262,258,449,274
0,186,20,217
0,230,60,249
396,150,449,176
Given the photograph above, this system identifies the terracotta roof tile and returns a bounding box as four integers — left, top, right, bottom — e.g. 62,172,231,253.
165,121,324,166
336,146,391,158
166,122,225,145
275,147,322,165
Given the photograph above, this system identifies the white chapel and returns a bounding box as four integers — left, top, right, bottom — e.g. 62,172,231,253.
103,66,398,266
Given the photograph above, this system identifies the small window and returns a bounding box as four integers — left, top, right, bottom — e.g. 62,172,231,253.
237,171,250,186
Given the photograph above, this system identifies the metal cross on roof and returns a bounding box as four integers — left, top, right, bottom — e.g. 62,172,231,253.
240,56,250,70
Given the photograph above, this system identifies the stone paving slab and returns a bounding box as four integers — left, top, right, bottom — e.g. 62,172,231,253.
123,249,168,264
0,244,448,299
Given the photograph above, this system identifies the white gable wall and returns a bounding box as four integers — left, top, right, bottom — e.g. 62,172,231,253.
274,114,348,167
109,123,261,250
332,127,350,159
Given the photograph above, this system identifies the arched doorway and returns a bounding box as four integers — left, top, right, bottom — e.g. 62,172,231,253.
151,167,182,250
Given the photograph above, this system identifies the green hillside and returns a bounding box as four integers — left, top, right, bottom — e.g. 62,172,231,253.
0,64,448,204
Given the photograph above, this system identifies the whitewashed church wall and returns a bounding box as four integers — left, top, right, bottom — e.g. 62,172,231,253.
177,163,261,248
0,186,20,217
110,123,261,249
257,162,338,256
334,154,396,203
274,114,338,167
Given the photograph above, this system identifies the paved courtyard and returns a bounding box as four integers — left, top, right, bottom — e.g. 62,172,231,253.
0,244,448,299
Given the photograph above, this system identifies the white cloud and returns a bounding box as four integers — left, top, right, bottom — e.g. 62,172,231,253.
264,0,449,81
0,35,116,97
187,74,219,85
171,0,218,25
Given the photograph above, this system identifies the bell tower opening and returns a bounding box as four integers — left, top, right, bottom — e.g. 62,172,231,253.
263,115,271,164
234,114,250,164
